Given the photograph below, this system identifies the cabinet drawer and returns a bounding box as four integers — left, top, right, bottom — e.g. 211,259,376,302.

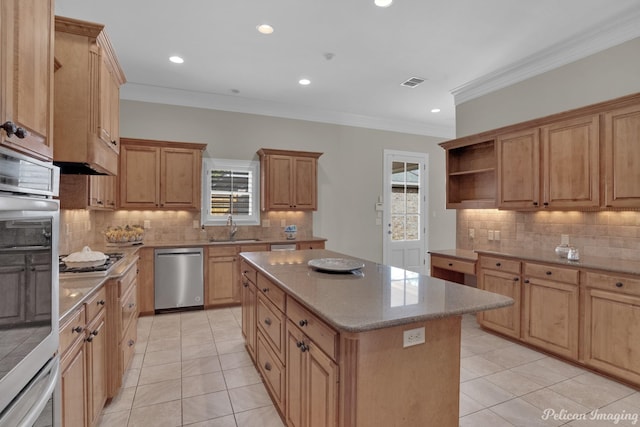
287,298,337,361
121,284,137,335
84,285,107,323
257,274,285,312
431,256,476,275
479,256,520,274
121,319,137,373
584,271,640,297
256,331,285,412
524,262,579,284
208,246,237,257
59,307,85,356
257,293,285,362
240,259,258,285
118,262,137,297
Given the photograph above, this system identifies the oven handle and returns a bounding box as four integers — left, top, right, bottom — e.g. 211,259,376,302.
0,355,60,427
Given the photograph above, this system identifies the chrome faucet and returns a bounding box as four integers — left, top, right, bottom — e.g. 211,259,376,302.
227,214,238,241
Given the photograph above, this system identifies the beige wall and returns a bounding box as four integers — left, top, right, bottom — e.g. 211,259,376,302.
456,37,640,137
67,100,455,262
453,37,640,258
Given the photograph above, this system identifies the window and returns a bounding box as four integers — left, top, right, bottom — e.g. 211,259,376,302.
201,159,260,226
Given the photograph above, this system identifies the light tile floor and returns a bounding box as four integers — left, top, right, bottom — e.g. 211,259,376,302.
98,309,640,427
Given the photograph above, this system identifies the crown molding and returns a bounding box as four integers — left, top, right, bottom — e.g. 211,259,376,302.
451,7,640,105
120,83,455,139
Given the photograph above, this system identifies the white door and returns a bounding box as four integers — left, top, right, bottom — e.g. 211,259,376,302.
382,150,428,274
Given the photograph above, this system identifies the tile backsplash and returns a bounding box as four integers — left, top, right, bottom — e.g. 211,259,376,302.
457,209,640,260
59,209,313,254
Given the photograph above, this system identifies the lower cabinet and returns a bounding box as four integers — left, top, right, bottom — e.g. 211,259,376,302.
137,247,155,315
206,246,238,306
477,256,521,338
60,285,108,427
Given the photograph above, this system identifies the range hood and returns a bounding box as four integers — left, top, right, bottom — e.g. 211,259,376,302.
53,161,110,175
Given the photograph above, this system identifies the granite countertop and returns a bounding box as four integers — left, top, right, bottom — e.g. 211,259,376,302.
123,236,326,249
474,248,640,276
59,248,140,323
428,249,477,261
240,249,513,333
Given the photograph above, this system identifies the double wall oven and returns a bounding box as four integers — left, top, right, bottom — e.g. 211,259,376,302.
0,147,60,427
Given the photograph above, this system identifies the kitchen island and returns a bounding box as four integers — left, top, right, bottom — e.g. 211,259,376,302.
240,249,513,427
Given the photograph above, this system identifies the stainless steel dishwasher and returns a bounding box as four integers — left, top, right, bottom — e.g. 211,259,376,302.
154,247,204,311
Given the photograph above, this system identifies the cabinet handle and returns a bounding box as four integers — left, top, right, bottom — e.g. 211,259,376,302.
615,282,624,288
111,140,117,146
524,279,530,284
448,263,453,267
97,300,105,306
532,202,538,206
72,326,83,333
264,318,272,326
495,262,501,267
299,319,308,327
85,336,93,343
264,362,272,371
262,288,269,293
1,121,17,137
128,339,135,347
296,341,308,352
543,202,549,207
545,271,552,275
91,329,99,336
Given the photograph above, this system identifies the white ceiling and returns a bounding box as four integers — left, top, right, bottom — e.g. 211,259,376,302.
55,0,640,138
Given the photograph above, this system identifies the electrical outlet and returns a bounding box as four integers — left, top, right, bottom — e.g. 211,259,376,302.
280,219,286,227
403,327,425,348
488,230,494,241
143,220,151,229
192,220,199,229
494,230,500,241
469,228,475,239
561,234,570,245
262,219,270,227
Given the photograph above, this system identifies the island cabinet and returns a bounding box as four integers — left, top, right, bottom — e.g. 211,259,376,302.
60,285,108,427
497,114,600,210
582,270,640,385
603,102,640,207
522,262,580,359
258,148,323,211
0,0,54,161
53,16,126,175
477,255,522,339
240,259,259,361
119,139,206,210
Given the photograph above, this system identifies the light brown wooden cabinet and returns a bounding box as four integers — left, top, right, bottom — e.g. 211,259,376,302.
119,139,206,210
59,175,116,210
603,103,640,207
241,259,259,361
0,0,54,161
497,114,599,209
85,308,107,427
477,255,521,339
582,271,640,386
258,149,322,211
53,16,126,174
522,262,579,359
137,247,155,316
297,241,325,250
206,246,238,307
60,331,87,427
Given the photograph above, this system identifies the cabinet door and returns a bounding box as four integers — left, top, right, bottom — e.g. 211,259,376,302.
478,268,521,338
496,128,540,209
522,277,578,359
245,280,257,361
542,115,599,208
98,55,120,153
61,337,87,427
86,310,107,427
137,247,155,315
206,256,238,306
161,147,201,209
307,342,338,427
119,144,160,208
0,0,54,160
604,104,640,207
292,157,317,209
286,322,306,427
268,155,294,209
583,288,640,384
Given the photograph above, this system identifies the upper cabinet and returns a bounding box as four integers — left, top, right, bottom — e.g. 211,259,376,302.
497,114,599,210
603,103,640,208
0,0,54,161
53,16,126,175
258,149,323,211
119,138,206,210
441,92,640,211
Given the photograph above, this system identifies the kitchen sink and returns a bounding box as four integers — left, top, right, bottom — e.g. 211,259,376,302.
209,238,261,243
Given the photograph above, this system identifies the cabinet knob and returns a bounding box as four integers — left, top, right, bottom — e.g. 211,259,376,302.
299,319,308,327
524,279,530,284
513,277,519,282
545,271,552,275
296,341,308,352
72,326,83,333
97,300,105,306
264,318,272,326
495,262,501,267
262,288,269,293
615,282,624,288
448,263,453,267
532,202,538,206
128,339,135,347
14,127,28,139
91,330,99,336
1,121,17,137
264,362,272,371
128,302,136,309
243,282,249,288
543,202,549,207
85,336,93,343
111,140,117,146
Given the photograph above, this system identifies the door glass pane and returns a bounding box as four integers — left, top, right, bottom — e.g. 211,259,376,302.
391,215,404,241
390,161,421,242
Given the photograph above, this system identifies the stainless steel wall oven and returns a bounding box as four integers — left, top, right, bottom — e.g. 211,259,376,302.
0,147,60,427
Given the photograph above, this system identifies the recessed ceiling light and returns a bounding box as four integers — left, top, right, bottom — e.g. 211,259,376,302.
169,56,184,64
257,24,274,35
374,0,393,7
298,78,311,86
431,108,441,113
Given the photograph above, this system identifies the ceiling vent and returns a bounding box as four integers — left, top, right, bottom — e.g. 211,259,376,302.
401,77,425,88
